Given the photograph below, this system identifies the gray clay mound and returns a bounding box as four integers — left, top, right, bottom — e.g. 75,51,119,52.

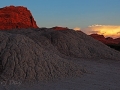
0,28,120,82
44,29,120,59
0,31,83,82
4,28,120,60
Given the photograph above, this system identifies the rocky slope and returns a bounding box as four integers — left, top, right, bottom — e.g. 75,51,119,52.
0,28,120,82
0,5,38,30
0,29,84,82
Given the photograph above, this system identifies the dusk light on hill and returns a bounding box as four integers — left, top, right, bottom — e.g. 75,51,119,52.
0,0,120,90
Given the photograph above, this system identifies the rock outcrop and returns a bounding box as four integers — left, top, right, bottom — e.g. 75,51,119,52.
51,26,68,30
0,5,38,30
90,34,120,51
90,34,120,45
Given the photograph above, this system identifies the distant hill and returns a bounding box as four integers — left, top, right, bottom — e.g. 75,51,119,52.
90,34,120,51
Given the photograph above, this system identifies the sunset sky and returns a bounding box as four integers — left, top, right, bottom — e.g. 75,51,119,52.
0,0,120,38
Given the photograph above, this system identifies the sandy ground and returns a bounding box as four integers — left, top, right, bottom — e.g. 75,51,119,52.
0,58,120,90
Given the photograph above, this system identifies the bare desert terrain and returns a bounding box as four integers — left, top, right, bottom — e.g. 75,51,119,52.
0,58,120,90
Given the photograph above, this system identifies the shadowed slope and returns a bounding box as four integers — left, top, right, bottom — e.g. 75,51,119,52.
3,28,120,60
0,31,83,82
0,28,120,82
42,29,120,59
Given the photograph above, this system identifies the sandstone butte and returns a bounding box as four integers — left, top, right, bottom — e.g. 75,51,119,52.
0,5,38,30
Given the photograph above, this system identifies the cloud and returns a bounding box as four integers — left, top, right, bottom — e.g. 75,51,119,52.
117,32,120,34
73,27,81,31
82,25,120,38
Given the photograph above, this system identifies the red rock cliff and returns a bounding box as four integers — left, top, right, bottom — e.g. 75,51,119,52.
0,5,38,30
51,26,69,30
90,34,120,45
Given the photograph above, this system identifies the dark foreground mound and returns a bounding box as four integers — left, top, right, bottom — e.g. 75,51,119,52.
0,28,120,82
40,29,120,59
0,29,84,82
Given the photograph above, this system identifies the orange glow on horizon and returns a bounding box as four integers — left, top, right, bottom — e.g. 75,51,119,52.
73,27,81,31
83,25,120,38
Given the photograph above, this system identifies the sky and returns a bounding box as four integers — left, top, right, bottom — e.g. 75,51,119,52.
0,0,120,38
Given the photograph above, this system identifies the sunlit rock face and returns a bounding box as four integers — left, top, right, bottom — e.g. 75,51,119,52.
90,34,120,51
51,26,69,30
0,5,38,30
90,34,120,45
